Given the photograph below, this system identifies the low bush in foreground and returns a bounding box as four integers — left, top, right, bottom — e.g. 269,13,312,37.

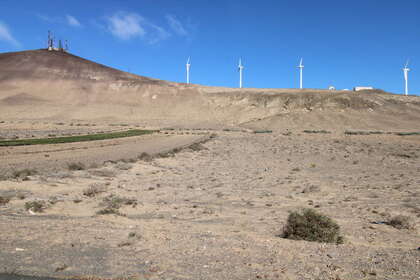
282,208,343,244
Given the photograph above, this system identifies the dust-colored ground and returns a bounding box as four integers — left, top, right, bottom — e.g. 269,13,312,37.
1,125,419,280
1,49,419,279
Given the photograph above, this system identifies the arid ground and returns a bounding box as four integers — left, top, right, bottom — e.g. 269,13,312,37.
0,50,419,280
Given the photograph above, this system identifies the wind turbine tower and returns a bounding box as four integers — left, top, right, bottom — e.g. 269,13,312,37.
298,58,304,89
238,58,244,88
186,57,191,84
403,60,410,96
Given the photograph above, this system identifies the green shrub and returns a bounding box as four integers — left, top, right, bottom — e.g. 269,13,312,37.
303,130,331,134
283,208,343,244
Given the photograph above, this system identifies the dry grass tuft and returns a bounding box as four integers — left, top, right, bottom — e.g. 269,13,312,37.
387,215,414,230
68,162,86,171
83,183,108,197
12,168,37,179
96,194,137,215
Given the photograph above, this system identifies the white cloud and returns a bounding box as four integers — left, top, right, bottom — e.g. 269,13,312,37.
166,15,188,36
66,15,81,27
106,11,169,44
106,12,145,40
0,22,21,47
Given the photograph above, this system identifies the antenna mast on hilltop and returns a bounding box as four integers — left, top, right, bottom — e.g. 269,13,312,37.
186,57,191,84
298,58,304,89
47,31,53,50
403,60,410,96
64,40,69,52
238,58,244,88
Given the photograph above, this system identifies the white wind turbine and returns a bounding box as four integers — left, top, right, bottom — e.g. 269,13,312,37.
403,60,410,96
186,57,191,84
238,58,244,88
298,58,304,89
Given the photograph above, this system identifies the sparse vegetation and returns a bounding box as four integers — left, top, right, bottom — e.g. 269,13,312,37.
0,196,10,205
96,194,137,215
253,130,273,134
188,143,207,152
345,131,386,135
83,183,107,197
138,152,153,162
387,215,414,230
67,162,86,170
395,132,420,136
25,200,46,213
0,129,155,146
12,168,37,179
282,208,343,244
303,130,331,134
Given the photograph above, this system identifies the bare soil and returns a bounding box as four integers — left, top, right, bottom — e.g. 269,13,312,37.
0,49,419,280
0,127,419,280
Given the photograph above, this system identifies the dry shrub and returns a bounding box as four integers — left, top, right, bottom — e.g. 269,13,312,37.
12,169,37,179
83,183,107,197
68,162,86,171
387,215,414,230
138,152,152,162
189,143,208,152
25,200,47,212
96,194,136,215
283,208,343,244
0,196,10,205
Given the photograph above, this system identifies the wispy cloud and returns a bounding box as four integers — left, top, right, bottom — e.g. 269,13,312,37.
66,15,81,27
37,13,82,28
0,22,21,47
165,14,188,36
105,11,169,44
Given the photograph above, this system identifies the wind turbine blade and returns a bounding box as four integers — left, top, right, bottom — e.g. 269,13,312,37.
405,59,409,68
300,58,303,66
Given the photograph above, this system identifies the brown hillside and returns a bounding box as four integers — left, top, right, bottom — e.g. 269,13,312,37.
0,49,419,130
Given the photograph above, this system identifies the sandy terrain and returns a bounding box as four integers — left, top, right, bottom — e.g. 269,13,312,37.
0,49,419,279
0,127,419,280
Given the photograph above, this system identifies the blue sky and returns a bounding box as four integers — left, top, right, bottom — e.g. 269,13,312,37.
0,0,419,95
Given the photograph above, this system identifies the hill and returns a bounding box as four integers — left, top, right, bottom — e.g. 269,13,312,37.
0,49,419,130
